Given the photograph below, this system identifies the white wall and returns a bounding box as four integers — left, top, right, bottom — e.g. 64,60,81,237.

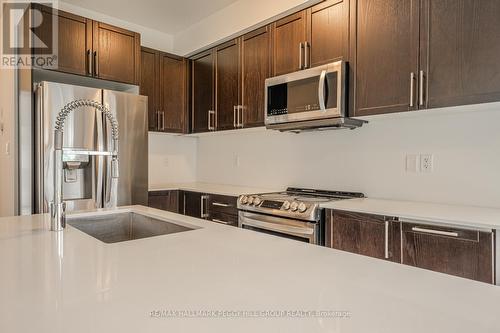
173,0,320,55
148,133,197,186
59,1,174,52
195,104,500,208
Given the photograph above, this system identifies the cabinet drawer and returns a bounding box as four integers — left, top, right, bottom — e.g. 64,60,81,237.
209,211,238,227
209,194,238,215
402,222,495,284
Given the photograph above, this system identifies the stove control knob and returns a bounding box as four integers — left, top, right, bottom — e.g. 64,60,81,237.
282,201,291,210
247,196,254,205
290,201,299,211
253,197,262,206
298,202,307,213
241,196,248,204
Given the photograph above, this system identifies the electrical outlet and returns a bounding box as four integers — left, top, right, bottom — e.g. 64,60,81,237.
163,157,169,167
405,154,419,173
420,154,433,173
233,155,240,167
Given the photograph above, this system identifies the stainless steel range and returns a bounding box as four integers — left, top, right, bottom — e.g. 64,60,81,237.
238,188,364,245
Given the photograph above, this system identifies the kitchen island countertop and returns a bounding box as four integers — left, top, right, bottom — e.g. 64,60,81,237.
1,205,499,333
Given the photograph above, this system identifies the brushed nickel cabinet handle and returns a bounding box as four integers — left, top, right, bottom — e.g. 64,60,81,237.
212,202,231,207
410,72,416,107
238,105,243,128
87,50,92,75
412,227,459,237
93,51,99,76
298,42,304,70
201,195,209,218
233,106,237,128
161,111,165,130
208,110,216,131
212,219,230,225
419,70,425,106
304,41,310,69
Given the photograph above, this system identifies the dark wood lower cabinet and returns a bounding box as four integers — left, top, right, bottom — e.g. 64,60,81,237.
148,190,181,213
326,209,495,284
150,191,238,226
401,223,494,284
183,191,205,218
327,210,401,262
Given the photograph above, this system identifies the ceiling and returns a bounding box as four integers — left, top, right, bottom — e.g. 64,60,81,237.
62,0,240,35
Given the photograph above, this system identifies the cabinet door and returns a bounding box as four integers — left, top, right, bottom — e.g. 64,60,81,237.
273,11,308,76
93,22,140,84
216,39,241,131
160,53,188,133
420,0,500,109
148,190,180,213
191,50,215,133
34,5,92,76
402,223,494,283
183,191,208,219
354,0,419,116
326,210,401,262
307,0,349,68
140,47,160,131
241,26,271,128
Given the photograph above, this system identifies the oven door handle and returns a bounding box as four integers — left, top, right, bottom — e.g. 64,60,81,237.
239,213,315,242
318,69,327,111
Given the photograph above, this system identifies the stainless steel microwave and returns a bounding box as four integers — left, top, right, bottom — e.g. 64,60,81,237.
265,61,363,131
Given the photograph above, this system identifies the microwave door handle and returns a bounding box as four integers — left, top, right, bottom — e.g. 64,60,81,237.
318,70,327,111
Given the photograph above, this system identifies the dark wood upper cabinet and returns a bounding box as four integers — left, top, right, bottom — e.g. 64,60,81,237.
160,53,188,133
215,39,241,131
140,47,159,131
308,0,349,68
140,48,188,133
420,0,500,109
92,22,140,85
191,50,215,133
33,5,140,84
273,11,308,76
353,0,419,116
33,5,92,76
402,222,494,284
241,26,272,128
326,210,401,263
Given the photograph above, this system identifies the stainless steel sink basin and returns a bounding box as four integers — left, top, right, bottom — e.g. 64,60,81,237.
67,212,195,243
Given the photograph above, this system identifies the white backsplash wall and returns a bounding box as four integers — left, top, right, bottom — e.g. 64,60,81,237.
196,103,500,208
148,133,197,186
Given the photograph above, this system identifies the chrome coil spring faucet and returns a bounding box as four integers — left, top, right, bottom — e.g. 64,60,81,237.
51,100,119,231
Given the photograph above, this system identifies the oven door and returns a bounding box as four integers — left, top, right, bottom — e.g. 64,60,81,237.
238,211,320,245
265,60,346,126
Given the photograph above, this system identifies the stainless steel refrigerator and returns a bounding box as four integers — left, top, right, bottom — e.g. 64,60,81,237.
21,81,148,214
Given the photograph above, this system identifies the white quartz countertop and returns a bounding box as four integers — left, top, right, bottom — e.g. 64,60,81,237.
321,198,500,229
149,182,279,197
1,205,500,332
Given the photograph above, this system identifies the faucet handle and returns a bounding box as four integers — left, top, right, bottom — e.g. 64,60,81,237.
111,157,119,179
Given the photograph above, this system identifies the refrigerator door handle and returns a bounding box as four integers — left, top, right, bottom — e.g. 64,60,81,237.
35,83,44,213
95,110,104,208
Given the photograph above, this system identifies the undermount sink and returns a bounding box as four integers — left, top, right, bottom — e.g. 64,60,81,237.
67,212,196,243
